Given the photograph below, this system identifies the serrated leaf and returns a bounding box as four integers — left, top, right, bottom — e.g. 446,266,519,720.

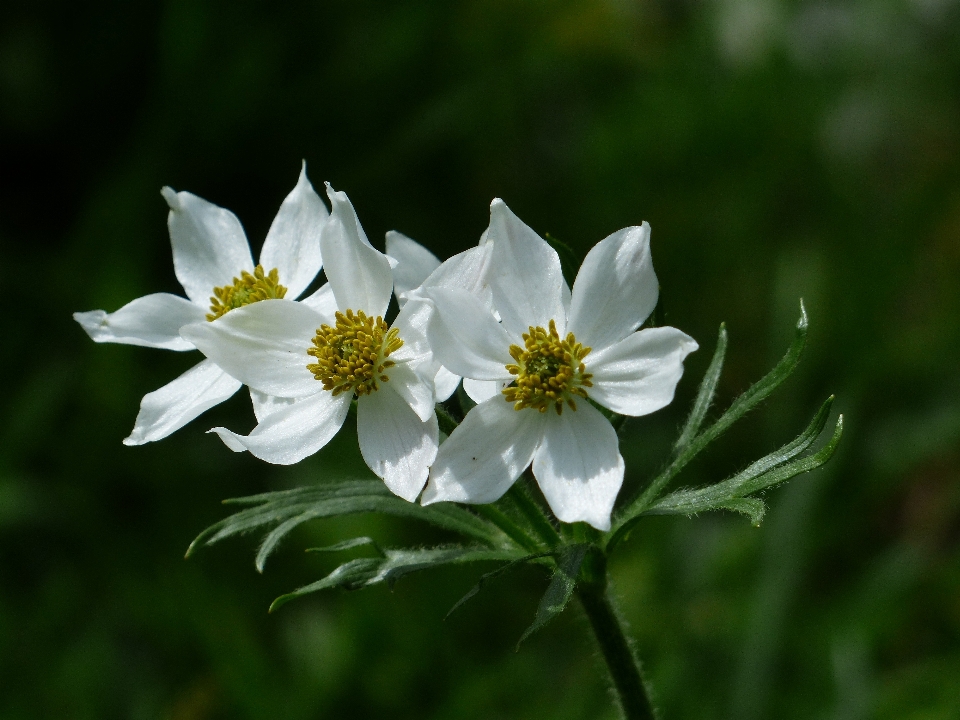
185,480,506,570
643,411,843,523
674,323,727,454
445,551,554,619
609,302,810,549
269,546,529,612
516,544,588,649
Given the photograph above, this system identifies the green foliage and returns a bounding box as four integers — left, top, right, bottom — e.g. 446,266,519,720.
435,403,461,436
270,546,530,612
306,537,385,556
446,551,555,619
673,323,728,454
608,302,812,549
645,400,843,526
516,544,588,649
186,481,507,572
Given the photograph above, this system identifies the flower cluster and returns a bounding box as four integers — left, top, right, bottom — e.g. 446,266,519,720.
76,165,698,530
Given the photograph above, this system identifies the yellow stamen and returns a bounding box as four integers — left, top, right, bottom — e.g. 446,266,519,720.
502,319,592,415
306,309,404,397
207,265,287,321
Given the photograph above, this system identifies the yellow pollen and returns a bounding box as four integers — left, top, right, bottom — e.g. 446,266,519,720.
306,309,404,397
207,265,287,321
502,319,593,415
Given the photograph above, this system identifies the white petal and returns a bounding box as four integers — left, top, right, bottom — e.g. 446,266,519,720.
74,293,205,351
434,366,461,402
484,199,566,337
259,162,328,299
588,326,698,416
567,223,659,352
249,388,299,422
391,245,497,367
388,297,434,365
422,287,515,381
180,299,322,397
320,185,393,317
532,401,624,531
210,390,351,465
463,378,509,404
357,385,439,502
162,187,254,305
418,243,494,299
385,361,436,422
385,230,440,307
299,282,338,324
422,398,546,505
123,360,241,445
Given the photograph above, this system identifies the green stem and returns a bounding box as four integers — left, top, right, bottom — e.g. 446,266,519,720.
508,479,561,548
578,556,657,720
473,504,541,553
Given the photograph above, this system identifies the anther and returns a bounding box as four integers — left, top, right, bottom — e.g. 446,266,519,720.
207,265,287,321
306,309,404,397
501,321,593,415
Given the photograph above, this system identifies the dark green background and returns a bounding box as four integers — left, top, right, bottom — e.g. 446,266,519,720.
3,1,959,717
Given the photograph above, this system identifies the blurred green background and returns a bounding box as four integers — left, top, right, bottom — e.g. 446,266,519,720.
3,0,959,717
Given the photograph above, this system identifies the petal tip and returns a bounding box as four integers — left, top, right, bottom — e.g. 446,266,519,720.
208,427,248,453
73,309,105,326
160,186,180,210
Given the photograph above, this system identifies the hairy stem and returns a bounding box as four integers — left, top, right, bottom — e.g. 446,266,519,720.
473,504,541,553
578,554,657,720
509,477,562,548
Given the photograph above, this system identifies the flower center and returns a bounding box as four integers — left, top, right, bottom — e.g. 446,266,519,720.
306,309,404,397
503,319,593,415
207,265,287,321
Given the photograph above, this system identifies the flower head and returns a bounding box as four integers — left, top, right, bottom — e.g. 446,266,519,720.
73,163,328,444
421,199,698,530
181,185,439,502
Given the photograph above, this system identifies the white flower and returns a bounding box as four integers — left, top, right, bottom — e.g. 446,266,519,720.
421,199,698,530
181,185,439,502
73,163,328,445
385,230,495,402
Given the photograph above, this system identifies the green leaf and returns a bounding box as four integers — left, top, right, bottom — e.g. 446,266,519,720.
269,546,529,612
457,382,476,416
516,544,588,649
716,498,767,526
435,403,460,436
608,301,810,550
674,323,728,454
643,409,843,525
305,537,384,556
185,480,506,571
445,552,554,619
